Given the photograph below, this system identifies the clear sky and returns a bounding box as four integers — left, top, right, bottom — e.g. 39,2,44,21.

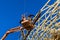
0,0,55,40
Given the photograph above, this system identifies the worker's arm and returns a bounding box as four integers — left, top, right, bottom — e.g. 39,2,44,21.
2,27,23,40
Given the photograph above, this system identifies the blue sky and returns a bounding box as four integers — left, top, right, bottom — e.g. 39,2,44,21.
0,0,55,40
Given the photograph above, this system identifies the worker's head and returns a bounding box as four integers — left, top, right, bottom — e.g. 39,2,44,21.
22,16,26,21
19,15,27,23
